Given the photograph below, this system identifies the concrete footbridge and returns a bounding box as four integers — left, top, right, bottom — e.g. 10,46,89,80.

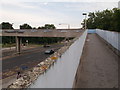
1,29,119,89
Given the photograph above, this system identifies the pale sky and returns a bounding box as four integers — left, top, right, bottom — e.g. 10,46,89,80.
0,0,119,29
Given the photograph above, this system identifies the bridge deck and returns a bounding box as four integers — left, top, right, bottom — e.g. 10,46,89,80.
74,33,118,88
0,29,84,37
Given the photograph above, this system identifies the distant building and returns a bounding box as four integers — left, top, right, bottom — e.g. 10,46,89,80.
118,1,120,9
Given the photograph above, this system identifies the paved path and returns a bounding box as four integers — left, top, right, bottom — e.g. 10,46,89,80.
74,34,118,88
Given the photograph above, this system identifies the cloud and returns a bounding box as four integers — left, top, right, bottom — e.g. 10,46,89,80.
43,2,48,5
0,2,73,28
0,1,118,29
65,2,117,12
1,0,120,2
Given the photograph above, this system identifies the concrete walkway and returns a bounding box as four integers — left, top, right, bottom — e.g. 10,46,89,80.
74,34,118,88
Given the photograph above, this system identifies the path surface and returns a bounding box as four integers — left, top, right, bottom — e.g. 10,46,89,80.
74,34,118,88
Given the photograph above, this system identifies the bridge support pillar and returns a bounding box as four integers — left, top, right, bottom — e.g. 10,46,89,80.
16,36,22,54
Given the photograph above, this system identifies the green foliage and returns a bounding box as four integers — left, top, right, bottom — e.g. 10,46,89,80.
38,26,45,29
0,22,15,45
38,24,56,29
2,36,64,46
44,24,56,29
21,37,64,44
2,36,15,44
20,23,32,29
0,22,14,29
85,8,120,32
33,27,37,29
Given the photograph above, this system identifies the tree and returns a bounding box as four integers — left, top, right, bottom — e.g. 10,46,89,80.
112,8,120,32
38,26,45,29
84,8,120,32
20,23,32,29
0,22,15,44
44,24,56,29
33,27,37,29
38,24,56,29
0,22,14,29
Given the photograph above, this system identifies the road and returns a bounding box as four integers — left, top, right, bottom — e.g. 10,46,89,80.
74,34,118,88
2,43,64,79
1,45,42,58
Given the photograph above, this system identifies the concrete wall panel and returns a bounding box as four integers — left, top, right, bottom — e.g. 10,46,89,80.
96,29,120,51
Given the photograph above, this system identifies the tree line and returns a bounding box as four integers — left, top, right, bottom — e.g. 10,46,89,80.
0,22,56,29
0,23,64,45
84,8,120,32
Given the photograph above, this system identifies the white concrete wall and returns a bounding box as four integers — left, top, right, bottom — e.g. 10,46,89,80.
29,30,87,88
96,29,120,51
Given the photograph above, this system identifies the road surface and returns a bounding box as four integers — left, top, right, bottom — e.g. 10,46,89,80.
1,45,47,58
2,43,64,79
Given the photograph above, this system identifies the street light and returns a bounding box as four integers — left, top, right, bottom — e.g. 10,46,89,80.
59,23,70,29
26,40,28,46
82,13,87,30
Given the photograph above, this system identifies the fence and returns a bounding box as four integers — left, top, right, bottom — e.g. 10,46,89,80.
29,30,87,88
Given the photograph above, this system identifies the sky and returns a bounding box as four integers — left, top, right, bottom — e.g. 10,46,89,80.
0,0,119,29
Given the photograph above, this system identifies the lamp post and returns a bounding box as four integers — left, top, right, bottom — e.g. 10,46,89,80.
82,13,87,30
59,23,70,29
26,40,28,46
